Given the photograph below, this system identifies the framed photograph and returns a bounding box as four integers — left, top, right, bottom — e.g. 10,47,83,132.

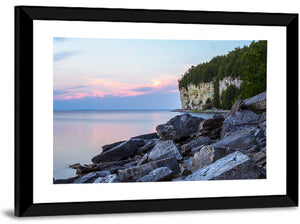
15,6,298,216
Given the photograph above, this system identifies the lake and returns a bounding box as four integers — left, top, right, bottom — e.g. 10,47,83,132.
53,110,215,179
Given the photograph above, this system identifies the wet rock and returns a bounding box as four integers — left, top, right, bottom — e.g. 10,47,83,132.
180,137,212,155
69,163,81,169
148,140,182,162
192,146,228,171
242,91,266,114
92,139,145,163
212,128,257,152
185,151,264,181
119,156,180,182
156,114,204,141
137,167,173,182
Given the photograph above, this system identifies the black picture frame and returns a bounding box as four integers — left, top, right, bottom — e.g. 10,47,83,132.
15,6,298,217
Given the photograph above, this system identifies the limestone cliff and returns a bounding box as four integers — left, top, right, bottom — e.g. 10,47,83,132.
179,77,242,110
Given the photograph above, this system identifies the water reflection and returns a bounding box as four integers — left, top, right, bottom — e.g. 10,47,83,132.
53,110,215,179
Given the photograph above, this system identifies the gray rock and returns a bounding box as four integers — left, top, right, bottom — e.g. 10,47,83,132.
221,110,260,137
119,156,180,182
102,141,126,152
180,137,212,155
192,145,228,171
92,139,145,163
137,167,173,182
185,151,264,181
212,128,257,152
137,153,149,166
242,91,266,114
94,174,121,183
197,115,224,139
148,140,182,162
137,139,158,154
156,114,204,141
73,171,110,183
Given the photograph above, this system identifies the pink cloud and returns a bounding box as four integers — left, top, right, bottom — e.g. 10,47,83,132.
54,76,179,100
65,93,90,99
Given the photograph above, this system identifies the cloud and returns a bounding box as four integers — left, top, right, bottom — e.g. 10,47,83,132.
54,76,179,101
53,50,79,62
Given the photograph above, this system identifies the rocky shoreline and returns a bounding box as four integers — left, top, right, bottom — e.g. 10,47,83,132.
54,92,266,184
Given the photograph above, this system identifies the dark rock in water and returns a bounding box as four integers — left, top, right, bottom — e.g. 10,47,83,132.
94,174,121,183
73,171,111,184
242,91,266,114
119,156,180,182
131,132,158,140
137,167,173,182
156,114,204,141
197,115,225,139
180,137,212,155
53,176,78,184
69,163,81,169
192,145,228,171
185,151,264,181
212,128,257,152
102,140,126,152
148,140,182,162
221,110,259,137
92,139,145,163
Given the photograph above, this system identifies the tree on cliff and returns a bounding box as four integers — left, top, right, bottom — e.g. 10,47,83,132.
240,40,267,99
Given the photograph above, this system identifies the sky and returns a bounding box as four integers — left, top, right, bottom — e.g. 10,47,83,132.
53,38,253,110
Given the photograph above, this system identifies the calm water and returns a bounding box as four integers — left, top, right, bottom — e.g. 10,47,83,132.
53,110,215,179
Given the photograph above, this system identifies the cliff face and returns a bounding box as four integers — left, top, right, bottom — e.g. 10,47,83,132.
179,77,242,110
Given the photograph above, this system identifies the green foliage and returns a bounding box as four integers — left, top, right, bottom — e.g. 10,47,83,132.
205,98,212,104
220,85,241,110
178,40,267,109
240,41,267,99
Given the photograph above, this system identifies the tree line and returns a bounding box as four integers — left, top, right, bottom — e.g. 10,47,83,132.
178,40,267,109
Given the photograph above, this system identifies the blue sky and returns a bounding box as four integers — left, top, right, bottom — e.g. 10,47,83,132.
53,38,253,110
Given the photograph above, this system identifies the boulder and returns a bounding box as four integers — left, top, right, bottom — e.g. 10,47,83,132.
242,91,266,114
185,151,264,181
212,128,257,152
148,140,182,162
180,137,212,155
197,115,225,139
192,145,228,171
102,140,126,152
94,174,121,183
73,171,111,184
91,139,145,163
156,114,204,141
119,156,180,182
137,139,158,155
221,110,260,137
137,167,174,182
